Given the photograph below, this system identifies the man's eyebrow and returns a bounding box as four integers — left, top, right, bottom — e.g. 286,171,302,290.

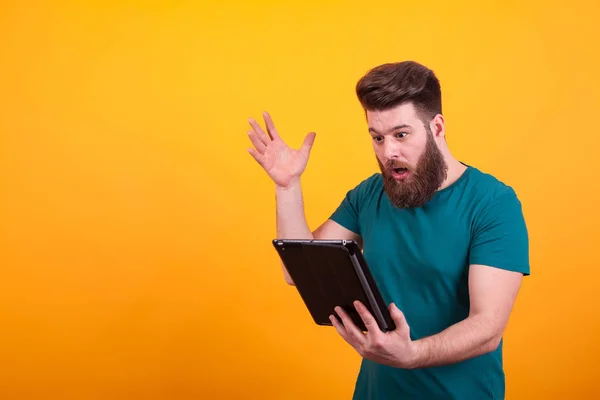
368,124,412,134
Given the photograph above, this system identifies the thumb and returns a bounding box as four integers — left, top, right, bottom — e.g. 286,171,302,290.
389,303,409,333
301,132,316,154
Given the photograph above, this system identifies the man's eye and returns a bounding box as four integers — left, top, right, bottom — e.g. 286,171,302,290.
373,136,384,142
395,132,408,139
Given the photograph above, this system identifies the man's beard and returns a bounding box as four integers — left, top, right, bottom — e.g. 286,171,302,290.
378,131,448,209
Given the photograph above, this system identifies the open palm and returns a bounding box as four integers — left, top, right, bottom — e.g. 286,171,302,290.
247,112,316,188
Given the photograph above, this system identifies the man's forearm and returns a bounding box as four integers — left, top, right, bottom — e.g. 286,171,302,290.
275,181,313,284
409,314,501,369
276,180,313,239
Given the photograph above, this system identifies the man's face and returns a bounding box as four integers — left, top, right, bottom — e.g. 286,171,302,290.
367,102,448,208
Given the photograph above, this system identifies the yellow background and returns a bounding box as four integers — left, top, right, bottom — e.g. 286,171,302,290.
1,0,598,399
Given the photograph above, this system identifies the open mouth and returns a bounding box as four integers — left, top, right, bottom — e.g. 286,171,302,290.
391,167,409,180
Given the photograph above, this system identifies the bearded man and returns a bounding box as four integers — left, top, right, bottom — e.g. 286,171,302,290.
246,60,530,400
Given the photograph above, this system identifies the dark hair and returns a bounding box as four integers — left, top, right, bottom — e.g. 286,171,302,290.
356,61,442,122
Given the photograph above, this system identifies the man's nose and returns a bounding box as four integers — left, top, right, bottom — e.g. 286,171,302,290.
384,140,401,160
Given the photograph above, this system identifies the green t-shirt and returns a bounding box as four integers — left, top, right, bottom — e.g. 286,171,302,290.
329,164,530,400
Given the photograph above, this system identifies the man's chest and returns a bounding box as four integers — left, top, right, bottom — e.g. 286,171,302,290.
359,203,472,284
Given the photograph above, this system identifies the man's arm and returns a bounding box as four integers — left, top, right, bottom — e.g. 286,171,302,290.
408,187,529,368
409,264,523,368
276,181,361,285
243,111,361,285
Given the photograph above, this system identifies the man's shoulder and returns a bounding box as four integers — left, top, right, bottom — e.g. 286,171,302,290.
329,172,384,233
462,165,525,226
464,165,520,202
338,172,384,210
351,172,384,193
461,165,530,274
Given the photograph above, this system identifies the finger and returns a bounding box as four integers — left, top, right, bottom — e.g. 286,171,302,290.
262,111,281,140
329,314,349,341
389,303,409,333
247,147,265,166
354,300,381,334
301,132,316,155
335,306,366,346
248,118,270,146
248,131,267,153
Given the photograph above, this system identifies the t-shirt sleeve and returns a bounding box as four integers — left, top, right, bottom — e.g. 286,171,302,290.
469,188,530,275
329,175,377,236
329,187,361,235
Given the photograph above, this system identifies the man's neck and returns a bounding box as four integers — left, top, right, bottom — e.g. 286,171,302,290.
439,158,468,191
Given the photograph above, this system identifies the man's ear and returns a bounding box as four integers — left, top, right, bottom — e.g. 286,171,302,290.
429,114,445,139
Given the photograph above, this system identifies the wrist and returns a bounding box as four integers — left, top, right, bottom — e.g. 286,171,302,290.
406,339,428,369
275,179,302,192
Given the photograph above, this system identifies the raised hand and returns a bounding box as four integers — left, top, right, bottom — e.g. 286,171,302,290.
246,112,316,188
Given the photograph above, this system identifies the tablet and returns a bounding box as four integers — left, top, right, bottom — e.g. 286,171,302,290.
272,239,396,333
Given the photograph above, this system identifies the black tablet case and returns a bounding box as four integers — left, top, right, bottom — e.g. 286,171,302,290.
272,239,396,332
